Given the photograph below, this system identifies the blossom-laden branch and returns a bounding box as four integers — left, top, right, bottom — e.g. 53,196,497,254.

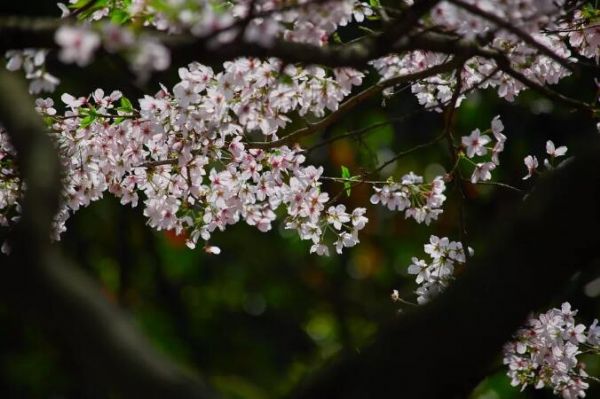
0,0,428,69
1,0,598,118
1,58,379,257
249,57,465,149
503,302,600,398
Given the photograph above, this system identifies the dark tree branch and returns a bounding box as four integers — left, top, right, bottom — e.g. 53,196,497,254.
288,141,600,399
0,16,59,51
0,1,441,68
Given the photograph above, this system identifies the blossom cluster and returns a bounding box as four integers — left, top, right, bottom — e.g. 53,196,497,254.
4,49,59,94
523,140,568,180
48,0,375,85
7,0,600,106
0,126,20,252
58,0,375,47
503,303,600,398
566,9,600,60
370,51,460,110
51,0,599,113
0,56,370,255
369,173,447,225
371,0,577,109
400,235,470,304
54,23,169,82
461,115,506,183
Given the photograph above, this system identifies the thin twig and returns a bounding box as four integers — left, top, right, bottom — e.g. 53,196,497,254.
464,179,524,193
369,133,446,177
441,62,471,261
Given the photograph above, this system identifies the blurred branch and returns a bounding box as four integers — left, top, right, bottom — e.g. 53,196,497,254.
288,141,600,398
368,132,446,175
0,16,59,51
0,3,593,115
0,70,218,399
449,0,575,72
0,0,442,66
322,132,446,204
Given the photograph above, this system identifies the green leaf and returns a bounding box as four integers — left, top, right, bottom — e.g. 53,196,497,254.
80,114,96,128
369,0,381,7
341,165,351,179
110,9,130,24
69,0,92,9
341,166,352,197
332,32,343,44
278,74,294,86
119,96,133,112
342,165,350,179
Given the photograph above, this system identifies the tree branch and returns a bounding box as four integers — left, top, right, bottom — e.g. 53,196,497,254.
288,140,600,399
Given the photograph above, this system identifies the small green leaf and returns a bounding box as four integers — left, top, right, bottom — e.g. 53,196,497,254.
81,114,96,128
70,0,92,9
110,9,130,24
341,166,352,197
119,96,133,112
341,165,350,179
278,74,294,86
369,0,381,7
332,32,343,44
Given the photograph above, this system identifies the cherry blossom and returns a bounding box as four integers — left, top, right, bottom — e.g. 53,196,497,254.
503,303,599,398
458,116,507,183
546,140,568,158
370,174,447,225
54,26,101,66
4,50,60,94
0,54,372,256
471,162,496,183
402,235,471,304
523,155,539,180
523,140,569,179
462,129,491,158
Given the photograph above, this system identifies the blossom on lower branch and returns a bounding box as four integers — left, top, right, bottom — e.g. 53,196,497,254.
503,303,600,399
523,140,568,180
392,235,471,305
461,115,507,184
